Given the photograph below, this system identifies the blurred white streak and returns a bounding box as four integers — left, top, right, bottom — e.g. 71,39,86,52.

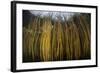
29,10,80,20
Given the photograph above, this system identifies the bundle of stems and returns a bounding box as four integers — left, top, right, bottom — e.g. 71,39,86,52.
40,17,52,61
51,19,64,60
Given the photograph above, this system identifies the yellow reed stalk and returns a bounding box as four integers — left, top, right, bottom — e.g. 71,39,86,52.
23,26,35,61
72,23,81,59
40,17,52,61
64,23,71,60
53,20,64,60
79,16,90,58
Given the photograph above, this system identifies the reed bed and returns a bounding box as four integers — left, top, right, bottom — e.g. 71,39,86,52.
23,13,91,62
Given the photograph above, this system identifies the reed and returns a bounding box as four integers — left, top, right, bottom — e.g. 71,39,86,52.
40,17,52,61
52,19,64,60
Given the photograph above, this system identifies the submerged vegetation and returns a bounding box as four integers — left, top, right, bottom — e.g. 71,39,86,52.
23,10,91,62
